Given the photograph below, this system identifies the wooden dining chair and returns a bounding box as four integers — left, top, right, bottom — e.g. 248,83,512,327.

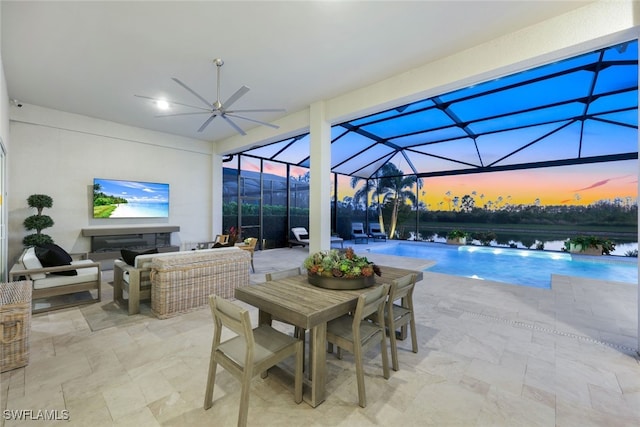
326,283,390,407
203,295,303,427
369,273,418,371
265,267,307,366
265,268,304,334
241,237,258,272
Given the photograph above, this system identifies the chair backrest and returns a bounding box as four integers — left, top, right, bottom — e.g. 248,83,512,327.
351,223,365,234
354,283,390,322
291,227,308,241
215,234,230,244
265,267,303,282
245,237,258,249
389,273,417,304
210,295,254,345
369,223,382,233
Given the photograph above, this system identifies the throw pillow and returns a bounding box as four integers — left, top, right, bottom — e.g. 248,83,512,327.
35,243,77,276
121,248,158,266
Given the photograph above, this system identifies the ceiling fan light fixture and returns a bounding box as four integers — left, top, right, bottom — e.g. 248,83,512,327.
155,99,170,110
135,58,285,136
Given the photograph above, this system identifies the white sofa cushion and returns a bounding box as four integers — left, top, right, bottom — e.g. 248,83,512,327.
19,247,46,280
32,260,99,290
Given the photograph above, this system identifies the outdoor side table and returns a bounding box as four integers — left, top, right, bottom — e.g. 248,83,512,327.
1,281,32,372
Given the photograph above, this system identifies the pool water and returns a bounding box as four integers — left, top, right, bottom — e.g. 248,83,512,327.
367,242,638,289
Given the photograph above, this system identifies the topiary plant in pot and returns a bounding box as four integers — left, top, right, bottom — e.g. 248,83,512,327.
23,194,55,246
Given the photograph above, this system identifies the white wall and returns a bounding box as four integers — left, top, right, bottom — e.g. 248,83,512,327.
7,105,213,264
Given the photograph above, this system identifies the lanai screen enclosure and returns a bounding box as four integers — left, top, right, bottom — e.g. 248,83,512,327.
223,40,638,249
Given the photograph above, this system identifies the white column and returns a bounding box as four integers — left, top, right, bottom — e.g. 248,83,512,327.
212,153,223,239
309,101,331,253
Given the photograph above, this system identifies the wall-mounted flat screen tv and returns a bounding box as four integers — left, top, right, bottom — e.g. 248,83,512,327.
93,178,169,218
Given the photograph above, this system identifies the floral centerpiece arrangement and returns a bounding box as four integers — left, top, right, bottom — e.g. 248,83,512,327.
304,248,381,288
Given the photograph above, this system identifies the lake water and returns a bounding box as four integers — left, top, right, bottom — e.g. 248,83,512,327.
366,242,638,289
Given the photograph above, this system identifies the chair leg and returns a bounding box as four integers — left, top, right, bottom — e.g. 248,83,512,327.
238,368,253,427
353,342,366,408
410,315,418,353
388,317,399,371
380,330,390,380
203,355,218,410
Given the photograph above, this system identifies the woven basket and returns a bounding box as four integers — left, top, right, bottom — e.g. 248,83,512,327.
1,281,32,373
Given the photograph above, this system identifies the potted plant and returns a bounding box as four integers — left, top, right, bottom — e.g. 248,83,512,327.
565,235,615,255
446,229,467,245
23,194,55,246
304,247,381,290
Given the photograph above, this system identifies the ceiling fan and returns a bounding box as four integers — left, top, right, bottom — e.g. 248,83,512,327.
136,58,285,135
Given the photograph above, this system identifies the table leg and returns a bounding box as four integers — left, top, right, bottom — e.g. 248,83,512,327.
258,310,273,326
308,323,326,407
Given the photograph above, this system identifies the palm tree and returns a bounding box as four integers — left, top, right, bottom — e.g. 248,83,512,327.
350,173,391,234
349,176,370,211
376,163,421,238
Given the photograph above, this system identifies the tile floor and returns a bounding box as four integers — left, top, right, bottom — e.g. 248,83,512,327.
1,245,639,426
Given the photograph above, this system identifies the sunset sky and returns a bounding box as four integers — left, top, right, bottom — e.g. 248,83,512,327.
238,156,637,209
336,160,638,209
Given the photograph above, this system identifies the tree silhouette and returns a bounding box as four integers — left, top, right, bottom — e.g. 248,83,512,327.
377,163,421,238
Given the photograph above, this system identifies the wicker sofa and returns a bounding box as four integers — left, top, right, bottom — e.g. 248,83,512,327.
113,247,250,316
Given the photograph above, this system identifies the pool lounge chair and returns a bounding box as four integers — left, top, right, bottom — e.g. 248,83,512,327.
369,223,387,241
351,223,369,244
290,227,344,248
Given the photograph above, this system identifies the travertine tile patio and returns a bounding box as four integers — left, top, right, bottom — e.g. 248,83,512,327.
1,245,638,426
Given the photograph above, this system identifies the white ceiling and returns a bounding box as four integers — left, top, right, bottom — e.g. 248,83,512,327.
1,1,592,143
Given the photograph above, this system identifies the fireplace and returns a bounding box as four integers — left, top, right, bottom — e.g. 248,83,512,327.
81,225,180,266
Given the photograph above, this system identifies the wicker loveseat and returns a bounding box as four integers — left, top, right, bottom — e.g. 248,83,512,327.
113,247,250,317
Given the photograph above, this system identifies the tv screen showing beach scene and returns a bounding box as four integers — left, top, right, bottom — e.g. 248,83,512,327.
93,178,169,218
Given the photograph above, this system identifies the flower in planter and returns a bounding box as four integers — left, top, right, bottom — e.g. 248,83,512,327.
304,248,381,278
564,235,615,255
226,226,238,244
446,229,467,240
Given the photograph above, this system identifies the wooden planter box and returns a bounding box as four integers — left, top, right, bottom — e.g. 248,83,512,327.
446,237,466,245
569,243,603,255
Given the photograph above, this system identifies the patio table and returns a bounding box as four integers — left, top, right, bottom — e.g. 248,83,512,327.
234,265,422,407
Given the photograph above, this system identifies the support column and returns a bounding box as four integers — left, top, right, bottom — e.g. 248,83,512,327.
212,153,223,238
309,101,331,253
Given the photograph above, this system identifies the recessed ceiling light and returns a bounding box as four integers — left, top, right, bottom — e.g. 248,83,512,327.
155,100,169,110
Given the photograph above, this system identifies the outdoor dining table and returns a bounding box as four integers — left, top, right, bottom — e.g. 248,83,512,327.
234,265,423,407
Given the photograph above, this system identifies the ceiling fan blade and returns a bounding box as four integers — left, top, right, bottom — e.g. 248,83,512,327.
225,113,280,129
222,115,247,135
197,114,218,132
155,112,212,118
226,108,286,113
222,85,250,109
172,77,213,109
134,94,211,111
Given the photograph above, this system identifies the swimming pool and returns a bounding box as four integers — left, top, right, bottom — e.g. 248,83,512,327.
366,242,638,289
